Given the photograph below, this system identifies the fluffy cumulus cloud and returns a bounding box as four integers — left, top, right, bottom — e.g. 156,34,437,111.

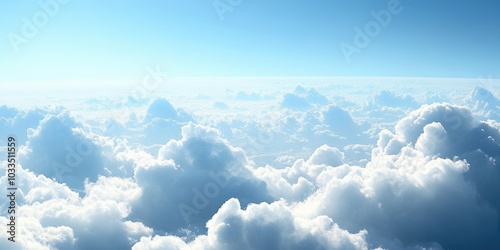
0,166,151,250
100,98,192,147
294,103,500,249
18,111,107,190
322,105,366,138
308,144,345,166
468,86,500,120
2,85,500,249
132,198,369,250
281,93,312,110
253,145,345,202
0,105,53,147
130,123,274,233
280,86,329,110
369,91,419,109
252,102,500,249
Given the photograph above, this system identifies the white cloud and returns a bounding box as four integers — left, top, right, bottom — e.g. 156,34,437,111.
0,105,53,147
321,105,367,139
252,102,500,249
3,85,500,249
132,198,369,250
0,165,151,249
18,111,106,190
0,216,74,250
281,93,312,110
294,103,500,249
368,90,418,109
307,144,345,166
234,91,274,101
130,123,274,233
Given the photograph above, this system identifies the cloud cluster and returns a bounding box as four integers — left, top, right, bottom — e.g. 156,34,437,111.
130,102,499,250
295,103,500,249
18,111,106,191
0,167,151,250
132,198,369,250
0,105,53,147
130,123,274,233
234,91,274,101
2,85,500,249
468,86,500,120
280,86,329,110
103,98,193,146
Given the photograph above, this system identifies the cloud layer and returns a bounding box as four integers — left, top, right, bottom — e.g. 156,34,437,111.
1,85,500,249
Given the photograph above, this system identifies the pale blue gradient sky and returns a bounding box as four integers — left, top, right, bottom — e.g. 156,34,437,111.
0,0,499,87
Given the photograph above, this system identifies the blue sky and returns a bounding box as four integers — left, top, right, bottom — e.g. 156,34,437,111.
1,0,499,84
